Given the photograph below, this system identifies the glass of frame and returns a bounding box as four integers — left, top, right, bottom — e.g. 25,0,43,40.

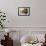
18,7,30,16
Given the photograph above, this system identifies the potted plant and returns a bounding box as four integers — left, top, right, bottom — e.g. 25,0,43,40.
0,10,6,28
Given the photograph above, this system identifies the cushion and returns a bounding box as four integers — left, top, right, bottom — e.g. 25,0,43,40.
20,35,37,43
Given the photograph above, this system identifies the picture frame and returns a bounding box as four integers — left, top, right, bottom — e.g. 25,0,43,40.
18,7,30,16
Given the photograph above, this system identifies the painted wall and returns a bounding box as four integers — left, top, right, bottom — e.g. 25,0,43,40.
0,0,46,46
0,0,46,27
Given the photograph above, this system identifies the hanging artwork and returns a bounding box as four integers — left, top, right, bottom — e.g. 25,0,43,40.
18,7,30,16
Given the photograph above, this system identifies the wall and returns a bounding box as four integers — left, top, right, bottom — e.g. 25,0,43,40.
0,0,46,46
0,0,46,27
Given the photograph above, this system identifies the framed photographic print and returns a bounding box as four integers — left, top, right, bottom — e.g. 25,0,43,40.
18,7,30,16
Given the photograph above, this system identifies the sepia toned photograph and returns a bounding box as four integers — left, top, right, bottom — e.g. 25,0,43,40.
18,7,30,16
